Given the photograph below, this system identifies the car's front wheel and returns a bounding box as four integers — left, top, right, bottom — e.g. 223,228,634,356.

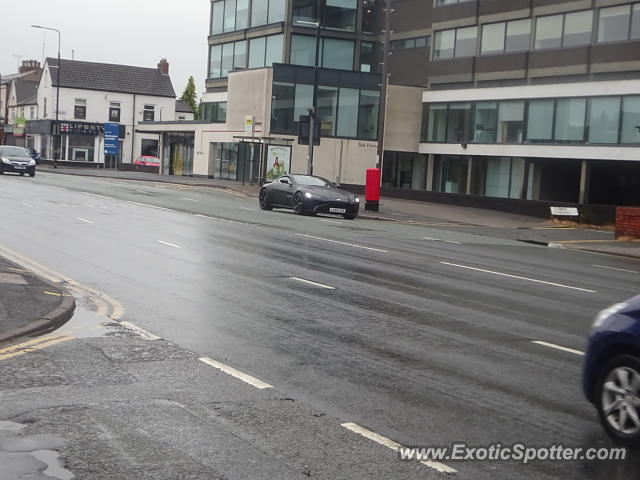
29,169,35,178
596,354,640,447
259,188,272,210
293,192,305,215
343,212,357,220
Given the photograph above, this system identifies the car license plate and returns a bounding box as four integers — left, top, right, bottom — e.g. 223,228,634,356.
14,166,26,170
330,208,346,214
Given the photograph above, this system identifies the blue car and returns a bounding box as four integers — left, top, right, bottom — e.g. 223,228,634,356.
584,295,640,447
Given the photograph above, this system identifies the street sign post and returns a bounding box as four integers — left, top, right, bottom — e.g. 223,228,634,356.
103,122,119,169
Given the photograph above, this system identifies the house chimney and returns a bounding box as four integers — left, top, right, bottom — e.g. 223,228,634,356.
19,60,41,74
158,58,169,75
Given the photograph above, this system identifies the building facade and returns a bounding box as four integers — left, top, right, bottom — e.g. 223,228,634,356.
27,58,178,164
0,60,42,146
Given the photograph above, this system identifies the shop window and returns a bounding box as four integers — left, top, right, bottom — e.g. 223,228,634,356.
435,155,468,194
68,135,95,162
211,1,224,34
554,98,586,142
74,99,86,120
143,104,155,122
473,102,498,143
446,103,472,143
109,102,121,123
484,157,525,199
526,99,554,142
621,96,640,144
497,101,524,143
141,139,159,157
588,97,621,144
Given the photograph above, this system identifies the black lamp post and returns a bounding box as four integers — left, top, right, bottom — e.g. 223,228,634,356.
31,25,61,168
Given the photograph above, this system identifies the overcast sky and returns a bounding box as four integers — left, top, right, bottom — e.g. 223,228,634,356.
1,0,210,97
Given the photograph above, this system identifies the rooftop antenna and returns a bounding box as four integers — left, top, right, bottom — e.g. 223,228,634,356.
12,54,24,69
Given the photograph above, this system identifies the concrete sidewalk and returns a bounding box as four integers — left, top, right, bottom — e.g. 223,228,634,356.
36,165,640,261
0,256,75,344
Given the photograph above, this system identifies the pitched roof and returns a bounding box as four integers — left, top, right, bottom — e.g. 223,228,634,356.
14,79,38,106
46,58,176,98
175,99,194,113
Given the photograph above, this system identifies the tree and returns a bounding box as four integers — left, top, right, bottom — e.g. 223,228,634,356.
180,76,198,118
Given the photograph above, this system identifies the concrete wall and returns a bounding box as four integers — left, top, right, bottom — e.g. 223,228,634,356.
384,85,423,154
226,68,272,134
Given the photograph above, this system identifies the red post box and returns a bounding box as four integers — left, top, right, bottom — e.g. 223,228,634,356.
365,168,381,212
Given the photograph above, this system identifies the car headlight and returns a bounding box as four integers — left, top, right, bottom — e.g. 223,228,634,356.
355,197,360,203
1,158,10,164
29,159,36,165
304,192,314,199
593,302,628,329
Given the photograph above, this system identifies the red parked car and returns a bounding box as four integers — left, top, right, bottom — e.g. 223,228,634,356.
133,156,160,167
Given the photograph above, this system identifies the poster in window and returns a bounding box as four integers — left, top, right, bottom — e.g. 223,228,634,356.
265,145,291,181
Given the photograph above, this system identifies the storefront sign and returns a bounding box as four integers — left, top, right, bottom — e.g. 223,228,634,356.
58,121,103,136
103,122,119,155
265,145,291,181
550,206,579,216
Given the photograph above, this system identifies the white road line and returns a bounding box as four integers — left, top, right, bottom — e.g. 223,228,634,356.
181,197,198,202
587,230,611,234
157,240,182,249
296,234,388,253
199,357,273,389
21,202,33,207
76,218,95,224
127,200,172,211
195,213,244,226
593,264,638,274
82,191,111,199
423,236,462,245
341,423,456,474
239,207,257,211
320,219,343,225
532,340,585,356
119,321,161,340
440,262,597,293
289,277,336,290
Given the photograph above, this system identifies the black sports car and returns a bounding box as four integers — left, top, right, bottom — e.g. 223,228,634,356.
259,174,360,219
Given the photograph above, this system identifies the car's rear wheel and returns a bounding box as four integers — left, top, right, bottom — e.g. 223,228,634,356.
259,188,272,210
596,354,640,447
293,192,305,215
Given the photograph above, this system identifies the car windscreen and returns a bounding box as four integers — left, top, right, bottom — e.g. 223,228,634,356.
1,147,30,158
292,176,331,187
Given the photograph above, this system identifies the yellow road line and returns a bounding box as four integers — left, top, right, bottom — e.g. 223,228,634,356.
43,290,73,297
553,239,621,244
0,333,68,354
0,335,75,360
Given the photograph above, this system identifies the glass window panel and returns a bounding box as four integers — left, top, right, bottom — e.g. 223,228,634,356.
248,36,266,68
427,104,447,142
455,26,477,57
337,88,359,137
224,0,236,32
317,86,338,136
632,4,640,39
473,101,498,143
290,35,317,66
588,97,621,143
434,30,455,59
621,96,640,144
363,0,376,34
236,0,249,28
436,156,468,194
271,82,296,133
322,38,354,70
497,100,524,143
481,23,506,55
526,99,554,141
294,83,313,121
535,15,563,49
415,37,427,47
265,34,284,66
509,158,525,198
598,5,631,43
221,42,234,77
209,44,222,78
357,90,380,140
360,41,375,73
293,0,317,25
268,0,285,23
446,103,472,142
212,1,224,34
323,0,357,31
505,19,531,52
251,0,268,26
233,40,247,69
485,157,511,198
563,10,593,47
554,98,586,141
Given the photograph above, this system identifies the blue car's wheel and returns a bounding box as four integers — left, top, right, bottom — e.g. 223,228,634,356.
596,354,640,447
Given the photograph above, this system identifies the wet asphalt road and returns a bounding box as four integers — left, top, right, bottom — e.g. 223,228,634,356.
1,171,639,479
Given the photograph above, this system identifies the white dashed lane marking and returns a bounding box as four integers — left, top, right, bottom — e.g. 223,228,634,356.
199,357,273,389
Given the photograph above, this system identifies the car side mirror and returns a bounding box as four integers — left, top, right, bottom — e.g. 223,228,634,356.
279,178,290,184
